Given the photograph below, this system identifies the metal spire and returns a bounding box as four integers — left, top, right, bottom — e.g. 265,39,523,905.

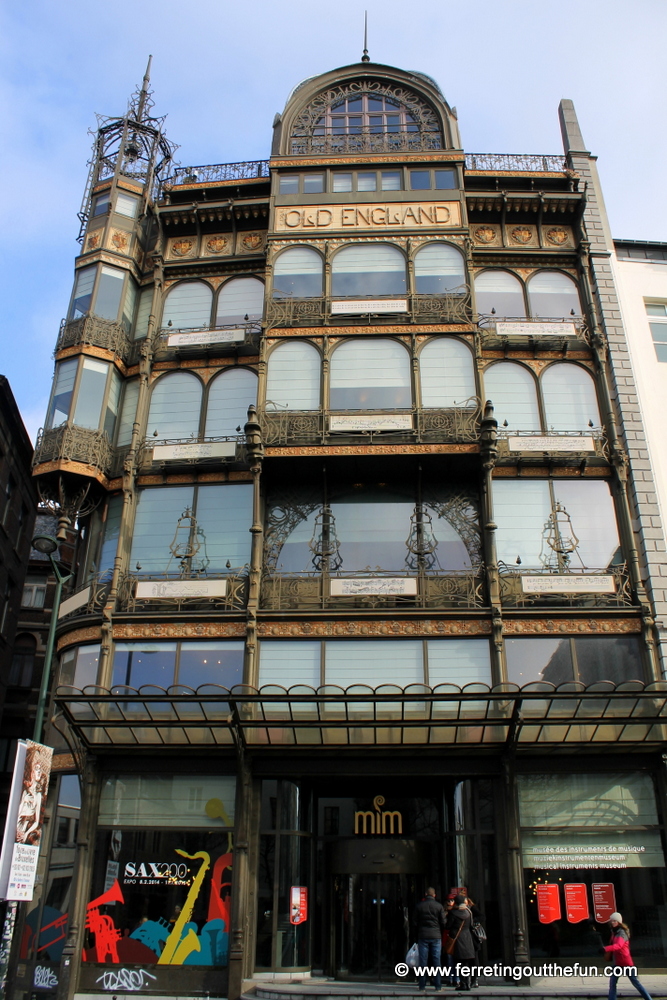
361,11,370,62
136,54,153,122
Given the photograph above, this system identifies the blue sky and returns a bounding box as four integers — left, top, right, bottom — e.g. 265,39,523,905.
1,0,665,441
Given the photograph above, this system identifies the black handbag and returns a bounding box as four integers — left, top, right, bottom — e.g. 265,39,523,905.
471,922,487,944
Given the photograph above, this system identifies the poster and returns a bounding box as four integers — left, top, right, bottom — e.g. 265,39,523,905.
536,883,561,923
592,883,617,923
0,741,53,901
290,886,308,925
564,883,589,923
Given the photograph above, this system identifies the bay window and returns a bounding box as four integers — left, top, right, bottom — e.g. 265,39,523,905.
272,247,323,298
329,339,411,408
331,244,406,297
45,356,122,438
67,263,135,327
483,361,600,433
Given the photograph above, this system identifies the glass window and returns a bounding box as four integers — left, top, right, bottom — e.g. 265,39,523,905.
266,340,321,409
216,276,264,325
541,363,600,432
116,379,139,447
73,358,109,430
9,635,36,687
121,277,138,334
95,265,125,321
645,302,667,362
98,773,235,826
303,173,324,193
102,368,122,438
527,270,581,318
111,641,244,691
279,175,299,194
58,644,100,688
420,338,475,407
273,247,323,298
178,641,244,688
332,173,353,192
147,371,202,440
92,191,110,216
427,639,491,686
133,286,152,340
46,358,78,428
205,368,258,438
326,639,422,688
575,635,643,685
331,494,414,572
483,362,539,431
259,641,321,688
381,171,401,191
329,339,411,409
357,172,377,191
518,772,659,829
115,192,139,218
410,170,431,190
194,484,253,573
112,641,177,689
474,270,526,318
506,637,574,686
98,495,123,578
69,266,96,320
162,280,213,330
331,244,406,297
434,169,456,189
414,243,465,293
130,486,193,575
21,577,47,608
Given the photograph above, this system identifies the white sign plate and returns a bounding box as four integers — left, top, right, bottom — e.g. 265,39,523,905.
495,321,578,338
167,328,246,346
508,436,596,453
135,579,228,599
520,575,616,594
58,586,91,618
329,414,413,432
152,441,237,461
330,577,418,596
331,299,409,314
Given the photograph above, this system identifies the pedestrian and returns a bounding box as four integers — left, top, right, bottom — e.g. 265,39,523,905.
442,896,459,988
602,912,653,1000
446,893,476,991
412,886,447,992
466,897,484,988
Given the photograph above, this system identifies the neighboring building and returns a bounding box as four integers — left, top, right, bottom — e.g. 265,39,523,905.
12,58,667,1000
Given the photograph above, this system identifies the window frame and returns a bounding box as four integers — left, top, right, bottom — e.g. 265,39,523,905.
45,355,123,438
474,267,583,321
147,366,258,444
482,359,601,435
159,275,266,333
66,263,136,328
645,300,667,362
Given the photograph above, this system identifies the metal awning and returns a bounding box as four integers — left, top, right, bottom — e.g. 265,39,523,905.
54,681,667,751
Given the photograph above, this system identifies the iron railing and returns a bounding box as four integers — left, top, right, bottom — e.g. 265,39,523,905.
465,153,567,172
261,570,485,611
498,563,635,609
265,289,472,329
55,315,134,363
58,575,112,622
478,316,591,347
137,436,247,469
164,160,270,189
33,425,114,475
116,572,248,613
154,321,261,357
290,130,442,156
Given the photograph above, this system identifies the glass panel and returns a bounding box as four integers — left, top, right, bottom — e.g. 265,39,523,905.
474,270,526,318
147,371,202,440
325,639,423,688
205,368,258,438
332,173,353,192
273,507,319,572
649,322,667,343
116,379,139,447
331,495,414,571
574,636,644,685
266,341,321,408
414,243,465,293
381,171,401,191
99,495,123,578
505,637,574,686
279,175,299,194
276,835,310,967
95,265,125,321
273,247,323,298
493,481,551,568
518,773,660,828
541,363,600,432
527,270,581,318
357,172,377,191
256,835,275,966
216,276,264,325
69,266,96,320
59,644,101,688
427,639,492,686
409,170,431,190
115,192,139,218
130,486,193,575
483,362,540,431
420,338,475,407
103,368,122,438
194,484,253,572
303,173,324,193
177,641,244,689
98,774,235,826
121,277,138,334
331,244,406,297
92,192,110,216
434,169,457,189
133,286,152,339
553,480,620,569
46,358,78,428
259,641,321,688
73,357,108,430
655,343,667,363
111,641,177,688
646,303,667,316
329,339,411,408
162,280,213,330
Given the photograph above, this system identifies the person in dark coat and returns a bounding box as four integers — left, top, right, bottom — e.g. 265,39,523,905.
445,893,476,991
412,887,446,991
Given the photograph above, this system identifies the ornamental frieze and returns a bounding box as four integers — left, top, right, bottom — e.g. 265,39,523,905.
503,618,641,634
257,619,492,638
268,324,475,336
492,466,612,477
264,443,479,458
112,622,246,640
56,626,102,652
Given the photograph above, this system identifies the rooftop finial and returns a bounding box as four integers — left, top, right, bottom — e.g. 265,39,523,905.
361,11,370,62
136,55,153,122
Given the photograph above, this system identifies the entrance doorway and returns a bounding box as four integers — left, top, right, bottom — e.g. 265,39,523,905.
334,872,420,979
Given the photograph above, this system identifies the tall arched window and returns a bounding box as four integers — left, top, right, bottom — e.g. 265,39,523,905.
527,271,581,318
266,341,321,409
542,364,601,432
330,339,411,409
147,372,202,440
205,369,258,438
162,281,213,330
420,339,476,407
216,277,264,325
483,362,539,431
474,270,526,317
331,244,406,297
414,243,465,293
273,247,323,298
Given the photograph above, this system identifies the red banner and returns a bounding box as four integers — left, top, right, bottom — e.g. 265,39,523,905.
290,886,308,925
592,883,617,923
536,883,561,924
564,883,589,923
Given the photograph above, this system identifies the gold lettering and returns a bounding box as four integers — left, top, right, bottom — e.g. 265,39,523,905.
316,209,333,227
356,207,371,226
372,207,388,225
434,205,451,224
354,811,375,834
419,206,435,224
382,810,403,834
284,210,302,228
342,208,356,226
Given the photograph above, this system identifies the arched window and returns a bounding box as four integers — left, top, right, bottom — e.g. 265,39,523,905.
216,277,264,325
162,281,213,330
474,270,526,317
420,339,476,407
205,369,258,438
484,362,539,431
266,341,321,409
542,363,601,432
273,247,323,298
527,271,581,318
332,244,406,297
330,339,411,409
414,243,465,293
147,372,202,440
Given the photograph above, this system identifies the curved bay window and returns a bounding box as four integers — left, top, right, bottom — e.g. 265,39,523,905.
45,356,122,438
147,368,257,442
329,339,411,409
331,244,406,298
483,361,601,434
68,263,137,333
161,276,264,332
414,243,465,294
266,340,321,409
273,247,323,298
474,268,581,320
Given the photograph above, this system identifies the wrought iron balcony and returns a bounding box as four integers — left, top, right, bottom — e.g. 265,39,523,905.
33,424,114,476
154,321,261,359
465,153,567,173
496,428,609,464
478,316,591,349
137,435,247,470
261,570,485,611
265,290,473,329
290,129,442,156
56,315,134,363
58,574,113,622
164,160,270,189
116,572,248,613
498,563,635,609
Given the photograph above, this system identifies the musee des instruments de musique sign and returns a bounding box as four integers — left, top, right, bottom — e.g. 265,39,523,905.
276,202,461,232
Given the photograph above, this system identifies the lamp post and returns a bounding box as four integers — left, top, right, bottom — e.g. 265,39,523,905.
31,534,73,743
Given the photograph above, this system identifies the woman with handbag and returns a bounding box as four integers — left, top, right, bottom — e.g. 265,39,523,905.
466,897,485,988
445,893,476,991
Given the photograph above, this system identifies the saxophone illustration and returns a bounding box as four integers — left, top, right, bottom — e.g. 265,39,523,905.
158,849,211,965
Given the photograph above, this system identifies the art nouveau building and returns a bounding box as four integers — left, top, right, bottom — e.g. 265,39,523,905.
14,59,667,1000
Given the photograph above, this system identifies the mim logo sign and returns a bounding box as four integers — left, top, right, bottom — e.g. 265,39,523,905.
354,795,403,835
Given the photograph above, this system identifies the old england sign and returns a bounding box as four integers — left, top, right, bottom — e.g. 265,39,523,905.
276,201,461,232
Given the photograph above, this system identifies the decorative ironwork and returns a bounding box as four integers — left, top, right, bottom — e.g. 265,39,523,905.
154,322,261,357
540,502,579,571
478,316,591,347
260,406,323,447
309,505,342,571
265,297,326,330
413,289,472,323
465,153,567,172
56,315,133,362
58,575,113,622
422,488,484,570
265,292,472,330
137,436,246,470
405,505,438,571
417,400,481,444
33,425,114,476
116,572,248,614
164,160,270,189
167,507,208,577
498,563,635,609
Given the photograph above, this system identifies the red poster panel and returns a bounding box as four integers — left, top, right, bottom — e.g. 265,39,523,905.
564,883,590,923
290,886,308,925
536,883,561,924
592,883,617,923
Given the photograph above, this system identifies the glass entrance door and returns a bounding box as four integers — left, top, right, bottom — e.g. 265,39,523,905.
334,873,420,979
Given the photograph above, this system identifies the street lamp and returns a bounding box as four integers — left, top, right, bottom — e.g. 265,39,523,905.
31,535,73,743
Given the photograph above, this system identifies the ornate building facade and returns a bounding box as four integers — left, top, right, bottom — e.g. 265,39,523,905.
12,59,667,1000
